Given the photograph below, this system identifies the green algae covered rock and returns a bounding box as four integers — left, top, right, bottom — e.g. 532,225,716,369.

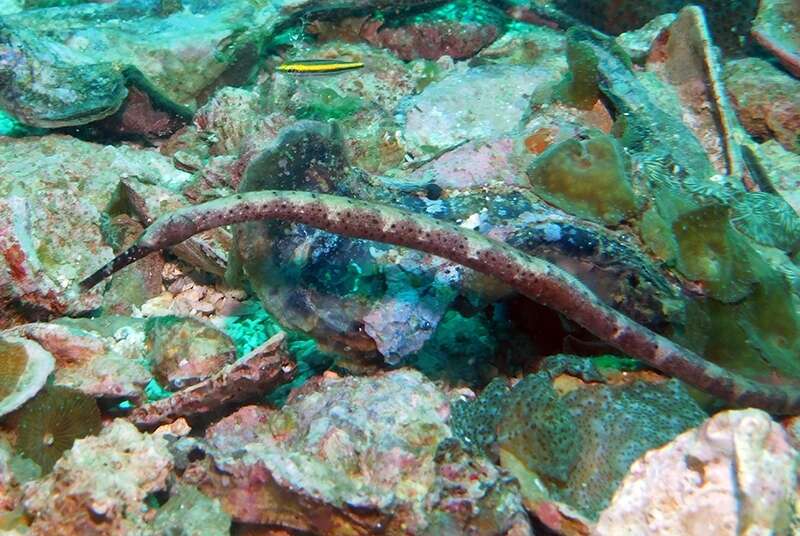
527,130,638,224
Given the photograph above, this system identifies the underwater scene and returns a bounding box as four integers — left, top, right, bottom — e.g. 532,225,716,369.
1,0,800,533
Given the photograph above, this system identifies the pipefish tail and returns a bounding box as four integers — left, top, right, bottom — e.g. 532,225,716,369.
277,59,365,75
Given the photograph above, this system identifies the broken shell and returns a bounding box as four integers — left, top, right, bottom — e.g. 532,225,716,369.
0,336,55,418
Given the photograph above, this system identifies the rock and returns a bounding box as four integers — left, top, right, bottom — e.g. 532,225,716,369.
0,440,23,514
759,140,800,215
406,137,527,189
149,484,231,536
98,214,165,316
0,0,271,126
451,357,707,527
615,13,676,63
193,87,261,157
556,0,757,54
184,369,532,534
358,0,505,61
752,0,800,78
129,332,295,430
22,419,173,535
0,336,54,418
95,86,186,140
0,22,128,128
595,409,799,536
0,135,191,322
145,316,236,391
398,64,561,158
645,6,745,177
724,57,800,154
5,318,151,401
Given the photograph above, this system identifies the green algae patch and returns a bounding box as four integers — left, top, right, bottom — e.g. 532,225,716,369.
527,131,638,224
294,88,364,121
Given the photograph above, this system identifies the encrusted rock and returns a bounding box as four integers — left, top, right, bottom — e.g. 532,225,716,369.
5,318,151,401
148,484,231,536
595,409,799,535
145,316,237,391
194,87,261,157
184,369,531,534
615,13,676,63
645,6,744,176
22,419,173,535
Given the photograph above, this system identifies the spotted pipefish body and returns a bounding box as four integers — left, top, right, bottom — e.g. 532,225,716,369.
277,59,364,75
79,190,800,415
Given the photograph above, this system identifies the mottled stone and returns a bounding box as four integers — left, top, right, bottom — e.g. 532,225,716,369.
615,13,676,62
407,137,527,189
358,0,504,61
149,484,231,536
0,0,273,126
98,214,165,316
596,409,799,535
194,87,261,157
96,86,186,139
129,332,295,430
645,6,744,176
22,419,173,535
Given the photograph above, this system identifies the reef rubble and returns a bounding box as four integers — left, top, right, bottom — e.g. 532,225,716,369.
0,0,799,534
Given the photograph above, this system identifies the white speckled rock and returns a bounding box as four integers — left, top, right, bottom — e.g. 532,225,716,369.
595,409,799,536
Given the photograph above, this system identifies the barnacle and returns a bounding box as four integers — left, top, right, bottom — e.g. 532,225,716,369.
15,386,102,473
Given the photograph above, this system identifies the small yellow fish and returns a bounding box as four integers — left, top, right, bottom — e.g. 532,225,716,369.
277,59,365,75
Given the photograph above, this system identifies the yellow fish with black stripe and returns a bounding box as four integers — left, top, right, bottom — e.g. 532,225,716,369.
277,59,365,76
